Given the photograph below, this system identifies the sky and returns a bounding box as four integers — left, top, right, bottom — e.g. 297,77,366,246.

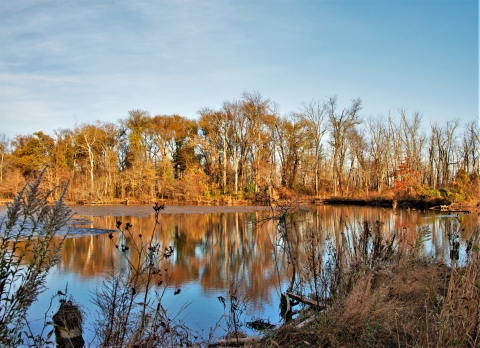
0,0,478,140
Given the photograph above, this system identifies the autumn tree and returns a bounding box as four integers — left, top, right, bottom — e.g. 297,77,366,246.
241,91,272,193
0,133,9,185
51,129,75,177
122,110,151,165
275,113,309,190
198,107,229,194
10,132,55,178
150,115,176,196
121,110,156,198
1,92,477,201
47,129,77,200
96,123,120,199
170,116,199,179
392,157,419,197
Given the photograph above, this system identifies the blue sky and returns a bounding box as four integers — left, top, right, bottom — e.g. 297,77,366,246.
0,0,478,139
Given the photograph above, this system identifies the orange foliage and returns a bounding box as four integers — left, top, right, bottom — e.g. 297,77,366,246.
392,157,420,197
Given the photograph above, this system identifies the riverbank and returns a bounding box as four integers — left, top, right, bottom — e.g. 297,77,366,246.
3,190,478,212
243,257,479,348
322,196,480,211
65,195,479,214
212,218,480,348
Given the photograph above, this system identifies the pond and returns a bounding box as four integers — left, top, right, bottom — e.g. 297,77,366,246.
2,203,478,345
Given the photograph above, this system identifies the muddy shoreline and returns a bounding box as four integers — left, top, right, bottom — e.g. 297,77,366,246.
66,196,479,210
2,196,478,215
68,203,270,217
322,196,479,211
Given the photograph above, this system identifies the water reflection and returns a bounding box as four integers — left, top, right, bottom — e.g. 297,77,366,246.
62,205,478,301
2,204,477,343
66,211,282,309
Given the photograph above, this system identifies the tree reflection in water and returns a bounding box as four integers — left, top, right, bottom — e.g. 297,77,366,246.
18,205,479,342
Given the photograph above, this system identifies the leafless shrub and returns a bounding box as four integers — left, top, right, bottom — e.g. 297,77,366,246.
91,202,196,347
437,225,480,347
216,284,249,347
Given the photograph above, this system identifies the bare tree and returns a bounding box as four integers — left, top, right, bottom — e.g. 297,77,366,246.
429,120,459,187
386,113,403,187
347,127,368,195
74,123,102,195
460,120,480,176
399,110,426,184
241,91,271,193
327,96,362,196
223,100,247,196
299,100,328,195
366,116,389,193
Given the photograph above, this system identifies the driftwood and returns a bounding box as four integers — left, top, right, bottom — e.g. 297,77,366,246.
429,205,470,213
286,292,329,311
210,292,330,347
280,292,293,322
209,336,258,347
280,292,329,326
296,316,315,329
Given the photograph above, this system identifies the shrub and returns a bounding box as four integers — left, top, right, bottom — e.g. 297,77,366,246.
91,202,194,347
0,168,71,346
422,187,441,199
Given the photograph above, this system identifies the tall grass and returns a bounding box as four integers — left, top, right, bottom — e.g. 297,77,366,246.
255,206,480,347
0,168,71,346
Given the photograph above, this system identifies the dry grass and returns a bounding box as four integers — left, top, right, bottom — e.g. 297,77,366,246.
437,251,480,346
249,216,480,348
0,168,71,346
253,260,478,347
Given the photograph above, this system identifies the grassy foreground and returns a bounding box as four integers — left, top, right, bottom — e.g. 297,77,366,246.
249,263,479,347
244,215,480,348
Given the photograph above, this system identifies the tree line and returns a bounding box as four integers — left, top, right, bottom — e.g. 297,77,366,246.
0,91,478,202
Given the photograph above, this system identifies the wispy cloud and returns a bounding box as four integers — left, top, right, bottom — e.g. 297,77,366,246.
0,0,477,138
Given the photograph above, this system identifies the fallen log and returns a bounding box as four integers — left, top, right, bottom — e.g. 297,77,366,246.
429,205,471,214
209,336,258,347
286,292,329,311
280,292,293,323
53,300,84,348
296,316,315,329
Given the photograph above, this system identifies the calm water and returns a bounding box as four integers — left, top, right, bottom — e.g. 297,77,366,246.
1,204,478,345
